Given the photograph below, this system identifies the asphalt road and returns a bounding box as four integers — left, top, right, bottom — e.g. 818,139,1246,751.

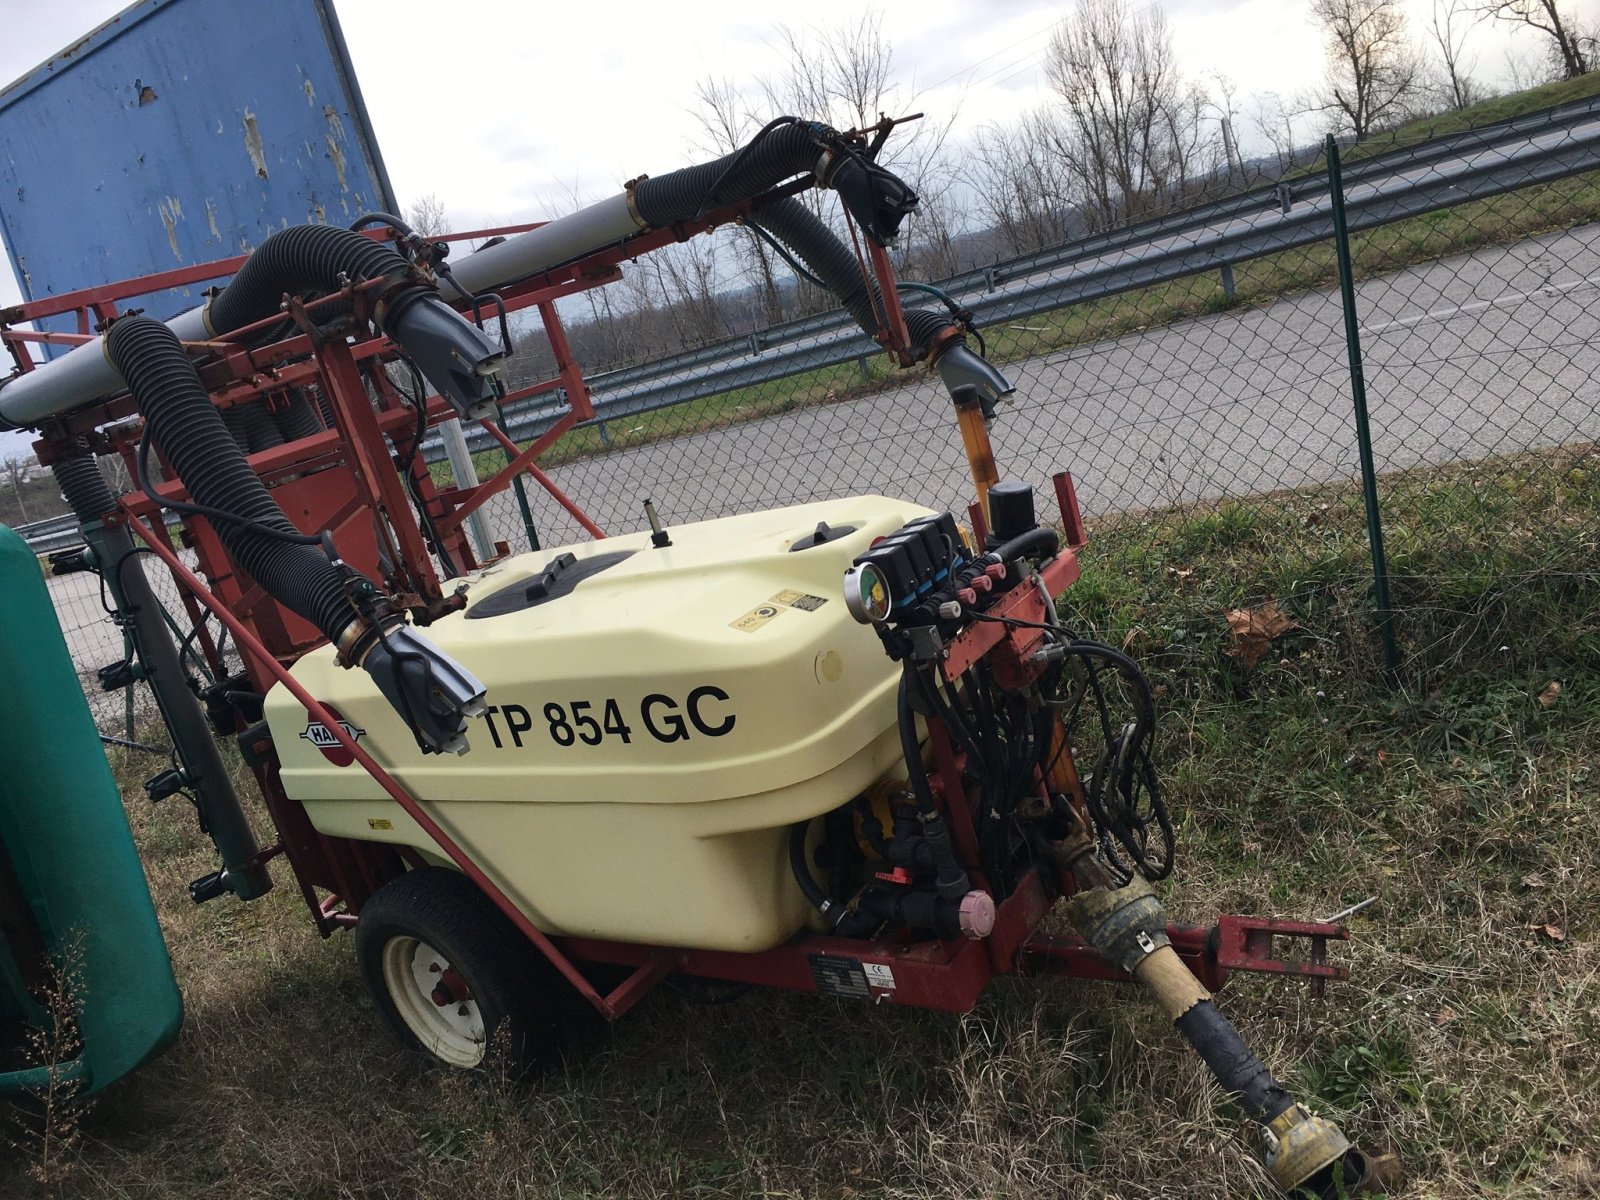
479,222,1600,550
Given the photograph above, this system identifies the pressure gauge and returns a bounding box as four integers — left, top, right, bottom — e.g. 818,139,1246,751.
843,562,892,624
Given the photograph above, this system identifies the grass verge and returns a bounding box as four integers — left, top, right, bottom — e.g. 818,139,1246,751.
3,449,1596,1199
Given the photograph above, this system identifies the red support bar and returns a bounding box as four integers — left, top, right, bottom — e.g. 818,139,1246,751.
538,299,595,421
866,239,912,361
1052,471,1088,549
470,416,607,539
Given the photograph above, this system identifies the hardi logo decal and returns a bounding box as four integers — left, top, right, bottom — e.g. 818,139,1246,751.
301,706,365,767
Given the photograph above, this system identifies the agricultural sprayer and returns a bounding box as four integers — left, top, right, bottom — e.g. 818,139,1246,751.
0,115,1372,1195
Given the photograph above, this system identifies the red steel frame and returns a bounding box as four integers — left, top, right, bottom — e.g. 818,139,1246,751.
6,187,1350,1022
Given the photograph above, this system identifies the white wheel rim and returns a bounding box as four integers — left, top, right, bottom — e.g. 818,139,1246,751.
380,935,486,1067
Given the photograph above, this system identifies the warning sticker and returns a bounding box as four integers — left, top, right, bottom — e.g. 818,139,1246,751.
808,953,871,999
862,962,897,990
772,589,829,611
730,603,783,633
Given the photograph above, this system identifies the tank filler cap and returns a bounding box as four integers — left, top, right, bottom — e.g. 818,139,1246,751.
789,520,857,551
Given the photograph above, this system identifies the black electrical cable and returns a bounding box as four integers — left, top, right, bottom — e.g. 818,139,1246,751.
135,425,331,553
695,116,804,216
969,609,1173,880
747,221,827,289
390,359,459,579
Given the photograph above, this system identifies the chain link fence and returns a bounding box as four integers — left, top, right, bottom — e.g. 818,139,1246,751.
38,101,1600,735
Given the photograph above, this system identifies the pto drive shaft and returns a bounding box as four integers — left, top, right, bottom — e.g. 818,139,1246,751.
1056,840,1373,1197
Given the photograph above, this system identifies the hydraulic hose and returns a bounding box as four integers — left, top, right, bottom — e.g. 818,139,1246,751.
104,316,359,648
750,198,962,354
897,669,972,899
990,527,1060,566
789,820,845,929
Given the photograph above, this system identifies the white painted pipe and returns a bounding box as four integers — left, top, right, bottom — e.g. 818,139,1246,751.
1,195,644,427
443,193,643,299
0,305,211,428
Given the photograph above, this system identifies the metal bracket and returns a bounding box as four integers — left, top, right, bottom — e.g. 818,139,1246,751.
1214,914,1349,998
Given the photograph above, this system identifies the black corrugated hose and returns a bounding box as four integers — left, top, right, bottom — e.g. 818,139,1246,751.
235,399,285,453
633,120,830,227
271,391,324,442
206,224,412,336
750,198,964,358
105,315,359,646
52,440,117,521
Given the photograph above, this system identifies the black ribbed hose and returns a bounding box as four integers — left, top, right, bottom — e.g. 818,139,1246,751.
633,121,829,227
105,316,358,646
52,442,117,522
749,198,962,357
235,399,285,453
271,391,324,442
206,224,411,336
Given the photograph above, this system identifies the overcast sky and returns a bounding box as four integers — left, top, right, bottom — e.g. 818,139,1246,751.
0,0,1581,456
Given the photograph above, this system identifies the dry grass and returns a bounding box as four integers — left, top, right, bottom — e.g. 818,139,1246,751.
3,451,1597,1199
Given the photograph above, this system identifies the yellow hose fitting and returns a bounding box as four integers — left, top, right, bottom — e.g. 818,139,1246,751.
1264,1104,1356,1195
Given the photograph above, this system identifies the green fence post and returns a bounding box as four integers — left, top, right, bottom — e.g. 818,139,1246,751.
496,411,541,552
1326,134,1401,682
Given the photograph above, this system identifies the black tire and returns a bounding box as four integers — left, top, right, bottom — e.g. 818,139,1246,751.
355,867,559,1076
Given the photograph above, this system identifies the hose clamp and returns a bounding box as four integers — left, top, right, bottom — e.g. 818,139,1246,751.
622,177,650,230
333,618,373,668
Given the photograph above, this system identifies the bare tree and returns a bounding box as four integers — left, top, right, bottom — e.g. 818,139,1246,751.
406,193,450,237
1042,0,1217,228
692,76,786,324
1251,92,1311,175
1429,0,1486,108
770,15,962,276
3,454,32,523
1209,73,1247,179
1311,0,1424,140
970,112,1081,256
1474,0,1589,79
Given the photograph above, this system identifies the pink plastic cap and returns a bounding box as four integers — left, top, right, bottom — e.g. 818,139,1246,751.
958,891,996,939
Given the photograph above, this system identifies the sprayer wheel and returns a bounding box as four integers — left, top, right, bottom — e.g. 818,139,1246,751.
355,867,558,1075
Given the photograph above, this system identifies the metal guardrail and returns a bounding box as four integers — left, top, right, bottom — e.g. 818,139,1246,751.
436,96,1600,462
531,93,1600,404
15,513,82,555
16,511,184,556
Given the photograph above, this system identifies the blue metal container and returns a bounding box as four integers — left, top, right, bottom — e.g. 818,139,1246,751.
0,0,398,347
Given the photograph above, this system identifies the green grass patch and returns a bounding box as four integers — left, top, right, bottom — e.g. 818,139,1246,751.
6,447,1596,1198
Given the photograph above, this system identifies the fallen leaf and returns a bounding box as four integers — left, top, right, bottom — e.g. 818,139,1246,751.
1430,1006,1456,1025
1224,602,1298,668
1529,922,1566,942
1538,680,1562,708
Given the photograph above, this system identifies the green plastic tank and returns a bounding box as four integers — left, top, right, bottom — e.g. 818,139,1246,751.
0,524,181,1096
